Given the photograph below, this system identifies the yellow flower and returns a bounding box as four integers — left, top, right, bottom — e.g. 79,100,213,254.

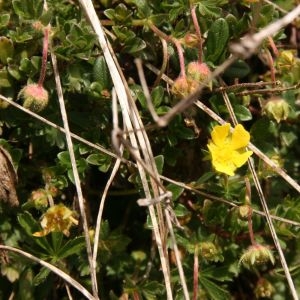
33,204,78,237
208,123,253,176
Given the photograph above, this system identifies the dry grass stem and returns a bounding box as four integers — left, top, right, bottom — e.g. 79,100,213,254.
221,91,298,299
50,41,98,297
0,245,96,300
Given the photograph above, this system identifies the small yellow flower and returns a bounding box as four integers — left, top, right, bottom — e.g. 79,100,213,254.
208,123,253,176
33,204,78,237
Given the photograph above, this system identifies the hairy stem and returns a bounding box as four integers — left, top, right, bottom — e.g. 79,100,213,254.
38,26,49,87
149,23,186,77
191,6,203,63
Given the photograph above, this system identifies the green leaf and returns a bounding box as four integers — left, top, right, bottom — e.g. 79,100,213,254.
225,14,238,37
112,26,136,42
0,69,12,88
18,268,34,299
166,183,184,201
206,18,229,63
154,155,164,174
174,203,189,217
12,0,43,20
1,265,20,283
141,281,164,299
131,0,152,18
234,105,252,121
51,232,64,254
200,276,230,300
197,1,222,17
151,86,164,107
280,131,297,147
93,56,112,89
17,212,41,236
104,4,133,23
86,153,112,172
122,37,146,54
57,151,71,167
224,60,250,79
17,212,51,252
0,14,10,29
56,236,86,259
33,267,51,286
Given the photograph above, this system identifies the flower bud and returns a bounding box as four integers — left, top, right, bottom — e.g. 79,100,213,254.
186,61,212,89
255,278,274,298
0,99,10,109
199,242,222,262
171,76,191,98
239,244,275,269
32,21,45,32
183,33,200,48
263,96,290,123
18,83,49,112
276,50,295,72
238,205,252,220
29,189,48,209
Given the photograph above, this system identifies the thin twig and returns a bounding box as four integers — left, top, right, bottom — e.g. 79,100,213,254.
65,283,74,300
193,244,199,300
92,90,123,267
0,94,118,160
78,1,174,298
50,43,98,298
38,26,49,87
0,245,96,300
194,99,300,194
165,209,190,300
190,6,202,63
230,5,300,59
221,89,298,299
235,83,300,96
263,0,288,14
135,58,160,123
153,37,168,87
2,93,300,229
159,175,300,228
249,160,299,300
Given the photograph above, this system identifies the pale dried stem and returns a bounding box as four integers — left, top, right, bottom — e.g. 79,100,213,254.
165,209,190,300
135,58,160,124
1,93,300,227
92,153,123,270
221,90,298,299
194,99,300,194
0,245,96,300
157,4,300,127
92,90,123,267
159,174,300,227
78,0,173,298
153,37,168,87
193,245,199,300
135,59,190,299
263,0,288,14
50,43,98,298
65,284,74,300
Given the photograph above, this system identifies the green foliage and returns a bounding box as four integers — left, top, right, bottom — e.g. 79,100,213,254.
0,0,300,299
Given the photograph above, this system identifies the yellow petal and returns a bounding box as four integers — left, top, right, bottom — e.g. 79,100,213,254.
231,124,250,149
213,159,236,176
33,230,48,237
211,123,230,147
232,150,253,167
